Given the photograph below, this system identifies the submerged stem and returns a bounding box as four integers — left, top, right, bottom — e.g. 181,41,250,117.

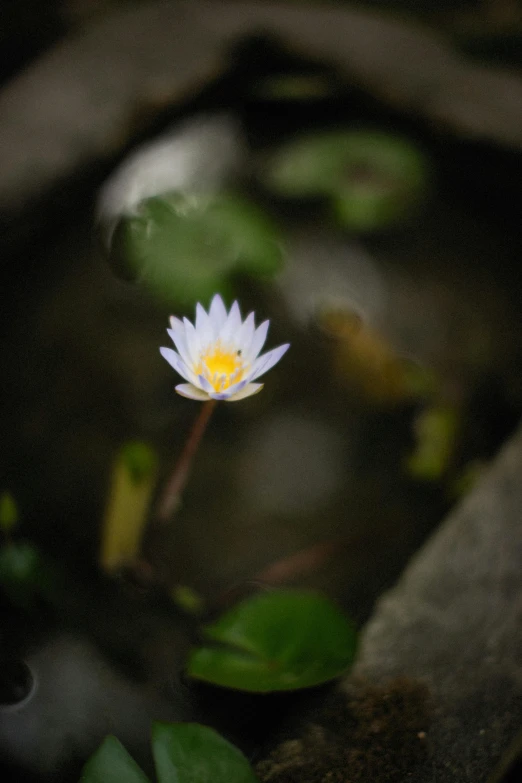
157,399,217,522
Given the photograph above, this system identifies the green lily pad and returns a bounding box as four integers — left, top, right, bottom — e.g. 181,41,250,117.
81,724,258,783
111,191,284,306
81,735,150,783
152,722,258,783
262,130,429,231
188,589,357,692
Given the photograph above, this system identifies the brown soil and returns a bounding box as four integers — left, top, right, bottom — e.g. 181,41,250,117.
256,677,431,783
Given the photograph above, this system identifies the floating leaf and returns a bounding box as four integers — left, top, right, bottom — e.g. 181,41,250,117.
152,722,258,783
111,192,284,306
188,590,357,692
81,724,258,783
81,735,150,783
0,491,19,534
262,130,429,231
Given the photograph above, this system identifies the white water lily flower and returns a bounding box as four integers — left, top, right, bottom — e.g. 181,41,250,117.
160,294,290,401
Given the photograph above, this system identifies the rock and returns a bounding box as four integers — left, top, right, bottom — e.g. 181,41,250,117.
2,0,522,221
348,421,522,782
0,1,224,214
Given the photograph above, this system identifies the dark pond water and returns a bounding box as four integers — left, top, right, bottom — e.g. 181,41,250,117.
1,51,522,780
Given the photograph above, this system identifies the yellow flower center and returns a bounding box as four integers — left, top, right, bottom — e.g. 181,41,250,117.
197,344,244,392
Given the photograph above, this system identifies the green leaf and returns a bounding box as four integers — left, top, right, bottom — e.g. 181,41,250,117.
152,722,258,783
0,541,55,609
188,590,357,692
262,130,429,231
111,192,283,307
406,404,460,481
100,441,158,573
171,584,205,616
81,735,151,783
0,491,19,534
120,441,158,485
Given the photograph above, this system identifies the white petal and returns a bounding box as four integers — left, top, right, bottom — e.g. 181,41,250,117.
167,317,192,367
219,300,242,345
208,294,228,331
183,317,202,363
235,312,255,354
197,374,216,395
159,347,194,382
208,378,247,401
226,383,264,401
246,320,269,362
250,343,290,381
195,302,214,346
175,383,210,401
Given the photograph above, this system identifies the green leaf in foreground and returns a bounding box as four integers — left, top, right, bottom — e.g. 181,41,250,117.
81,724,258,783
188,589,357,692
111,191,284,306
152,722,258,783
81,735,150,783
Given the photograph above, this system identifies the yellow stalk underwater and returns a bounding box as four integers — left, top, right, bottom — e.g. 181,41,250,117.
100,441,158,573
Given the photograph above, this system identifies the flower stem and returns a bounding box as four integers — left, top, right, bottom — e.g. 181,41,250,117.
157,399,217,523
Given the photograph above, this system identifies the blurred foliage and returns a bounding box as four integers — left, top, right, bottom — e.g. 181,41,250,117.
152,723,257,783
320,307,436,405
252,72,339,101
0,490,19,534
406,404,460,481
81,723,258,783
0,540,55,610
100,440,158,573
170,584,205,616
262,130,429,231
81,735,149,783
120,441,158,485
111,192,284,307
188,590,357,692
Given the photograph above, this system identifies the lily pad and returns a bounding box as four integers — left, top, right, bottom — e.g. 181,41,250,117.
262,130,429,231
152,722,258,783
188,589,357,692
81,736,150,783
81,724,258,783
110,191,284,306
